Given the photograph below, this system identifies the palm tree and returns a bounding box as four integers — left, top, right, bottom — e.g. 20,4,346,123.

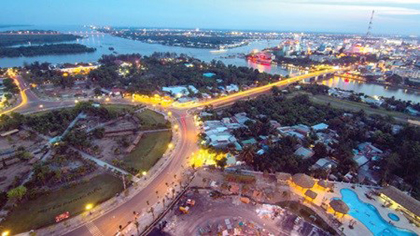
148,207,155,220
134,221,140,235
172,188,176,199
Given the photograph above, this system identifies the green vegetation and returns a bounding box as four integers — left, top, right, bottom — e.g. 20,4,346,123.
137,109,170,129
7,186,27,202
0,31,81,47
90,53,280,93
310,94,417,122
124,131,171,174
103,104,138,113
0,44,96,58
2,78,19,95
1,174,123,234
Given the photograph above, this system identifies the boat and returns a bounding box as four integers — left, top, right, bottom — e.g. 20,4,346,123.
210,47,228,54
246,51,273,65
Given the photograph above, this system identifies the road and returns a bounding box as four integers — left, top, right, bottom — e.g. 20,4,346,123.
1,69,340,236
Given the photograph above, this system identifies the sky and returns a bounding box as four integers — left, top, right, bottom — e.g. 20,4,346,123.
1,0,419,35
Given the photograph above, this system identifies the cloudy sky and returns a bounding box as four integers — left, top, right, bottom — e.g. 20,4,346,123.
1,0,419,35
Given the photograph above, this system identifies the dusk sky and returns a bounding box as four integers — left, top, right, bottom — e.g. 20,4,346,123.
2,0,420,35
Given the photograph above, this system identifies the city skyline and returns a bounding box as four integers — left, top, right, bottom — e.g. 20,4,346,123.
1,0,420,36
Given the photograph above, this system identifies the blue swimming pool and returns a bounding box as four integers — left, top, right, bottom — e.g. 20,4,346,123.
389,213,400,222
339,188,417,236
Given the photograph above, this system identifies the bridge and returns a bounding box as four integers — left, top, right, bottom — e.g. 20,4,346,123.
173,68,344,109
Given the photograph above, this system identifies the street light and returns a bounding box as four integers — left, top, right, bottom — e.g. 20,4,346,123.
2,231,10,236
142,171,147,176
105,97,110,102
85,203,93,211
168,143,174,149
167,111,172,117
174,124,179,130
39,104,43,109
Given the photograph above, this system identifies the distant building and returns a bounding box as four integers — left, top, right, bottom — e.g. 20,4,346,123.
294,147,315,159
406,106,420,116
162,85,198,98
225,84,239,93
311,158,336,170
312,123,328,131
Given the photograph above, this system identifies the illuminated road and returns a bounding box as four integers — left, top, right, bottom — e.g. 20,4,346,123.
175,68,340,108
1,69,341,236
64,108,199,236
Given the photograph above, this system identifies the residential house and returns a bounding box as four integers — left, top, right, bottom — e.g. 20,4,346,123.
312,123,328,131
294,147,315,159
311,158,337,170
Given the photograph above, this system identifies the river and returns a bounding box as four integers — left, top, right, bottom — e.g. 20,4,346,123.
321,77,420,103
1,25,419,102
0,25,293,75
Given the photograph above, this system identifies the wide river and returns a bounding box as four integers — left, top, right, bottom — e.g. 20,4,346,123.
1,25,419,102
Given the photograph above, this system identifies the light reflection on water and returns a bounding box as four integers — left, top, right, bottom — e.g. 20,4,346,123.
321,77,420,103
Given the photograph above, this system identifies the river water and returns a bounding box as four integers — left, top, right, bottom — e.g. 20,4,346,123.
0,25,292,75
1,25,419,102
321,77,420,103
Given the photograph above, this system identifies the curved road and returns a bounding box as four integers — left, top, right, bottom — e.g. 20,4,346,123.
2,69,341,236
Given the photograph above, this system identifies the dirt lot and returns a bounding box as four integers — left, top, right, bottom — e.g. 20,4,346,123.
33,82,95,100
159,189,330,236
93,134,136,162
0,160,31,192
0,131,43,151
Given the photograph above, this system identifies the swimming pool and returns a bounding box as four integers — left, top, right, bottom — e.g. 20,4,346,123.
339,188,417,236
388,213,400,222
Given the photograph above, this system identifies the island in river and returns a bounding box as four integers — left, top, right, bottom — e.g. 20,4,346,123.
0,30,95,57
0,44,96,58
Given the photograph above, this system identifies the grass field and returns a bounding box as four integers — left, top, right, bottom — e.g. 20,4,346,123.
310,95,418,123
136,109,169,129
103,104,139,113
0,174,123,234
124,131,172,173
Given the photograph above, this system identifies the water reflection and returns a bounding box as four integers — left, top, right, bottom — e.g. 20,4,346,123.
321,77,420,103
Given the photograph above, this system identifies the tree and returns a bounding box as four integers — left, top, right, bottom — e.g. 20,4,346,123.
239,146,255,165
92,127,105,139
148,207,155,220
7,185,27,201
4,93,12,100
94,87,102,96
2,78,19,95
134,221,140,235
216,157,227,170
313,143,328,158
271,86,280,96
